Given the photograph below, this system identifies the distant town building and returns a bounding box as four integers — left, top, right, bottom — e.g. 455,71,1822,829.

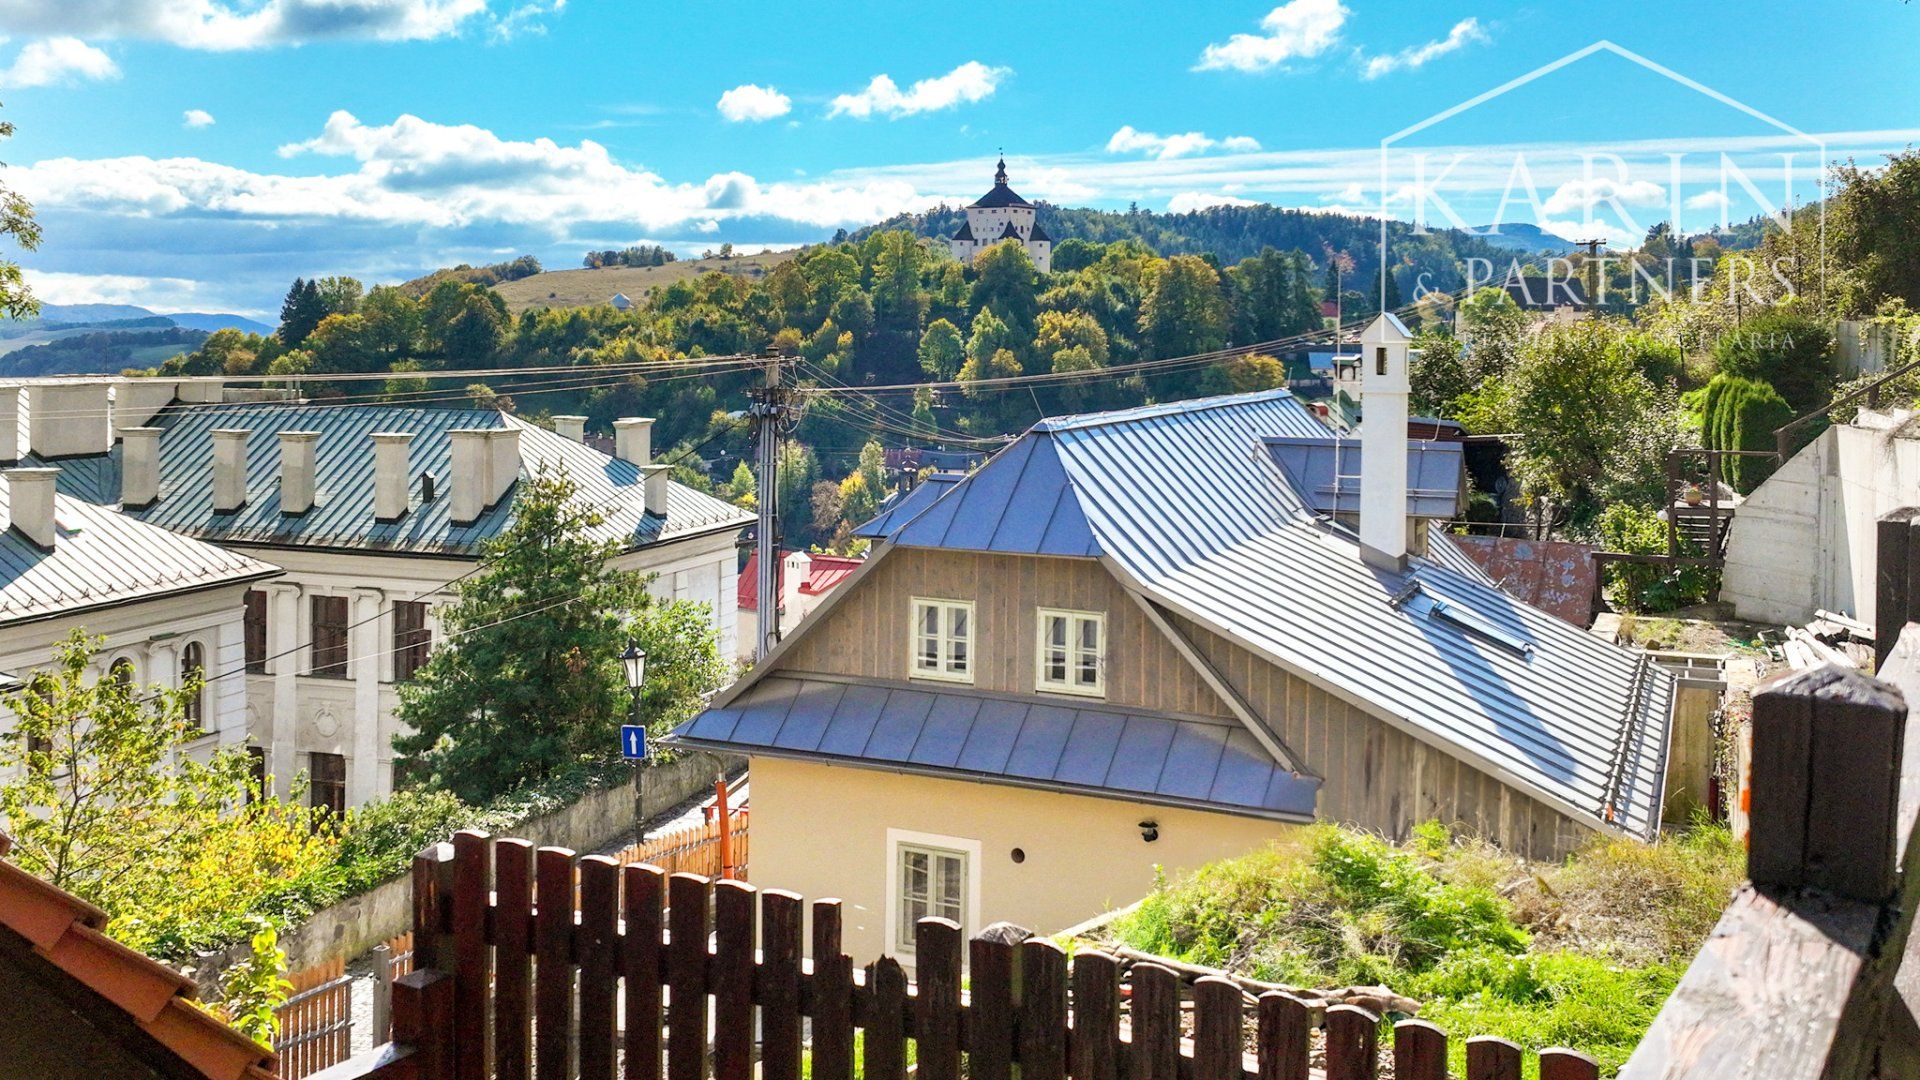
948,157,1053,273
609,292,633,311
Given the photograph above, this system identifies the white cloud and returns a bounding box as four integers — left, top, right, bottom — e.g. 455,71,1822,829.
0,37,119,87
716,83,791,123
828,61,1008,119
0,0,493,51
1685,190,1730,211
1196,0,1347,73
182,108,215,127
1106,126,1260,160
1169,192,1260,213
1541,177,1666,215
25,269,205,309
1359,18,1489,79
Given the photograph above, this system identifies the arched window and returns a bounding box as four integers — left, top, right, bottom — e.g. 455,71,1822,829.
181,642,206,732
108,657,135,692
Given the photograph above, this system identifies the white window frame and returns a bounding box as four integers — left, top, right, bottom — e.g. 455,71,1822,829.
1034,608,1106,698
884,828,981,954
909,597,975,684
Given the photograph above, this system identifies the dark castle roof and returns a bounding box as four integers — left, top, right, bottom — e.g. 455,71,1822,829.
951,220,975,242
969,156,1034,210
997,221,1022,240
1028,220,1052,243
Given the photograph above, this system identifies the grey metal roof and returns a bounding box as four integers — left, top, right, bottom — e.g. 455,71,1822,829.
847,389,1674,839
42,404,751,557
672,675,1320,821
0,479,279,624
851,471,966,540
1264,436,1464,519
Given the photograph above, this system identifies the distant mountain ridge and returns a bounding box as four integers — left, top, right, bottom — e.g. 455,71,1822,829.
0,302,267,376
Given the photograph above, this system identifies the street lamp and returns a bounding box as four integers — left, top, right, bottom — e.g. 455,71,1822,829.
622,640,649,840
621,640,648,697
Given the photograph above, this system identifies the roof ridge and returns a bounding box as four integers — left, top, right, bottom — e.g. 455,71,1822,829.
1031,388,1298,433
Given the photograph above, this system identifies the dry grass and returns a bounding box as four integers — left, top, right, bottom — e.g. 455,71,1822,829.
491,249,801,314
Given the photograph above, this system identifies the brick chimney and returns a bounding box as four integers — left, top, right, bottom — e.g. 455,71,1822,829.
552,415,587,443
488,429,522,504
7,467,58,550
278,431,321,515
27,382,111,459
614,417,654,466
212,429,250,513
0,387,19,463
1359,313,1412,572
120,426,162,509
448,428,521,525
372,432,413,522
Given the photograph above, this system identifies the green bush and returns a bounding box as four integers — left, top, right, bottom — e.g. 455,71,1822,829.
1710,309,1835,414
1594,504,1718,613
1700,373,1794,492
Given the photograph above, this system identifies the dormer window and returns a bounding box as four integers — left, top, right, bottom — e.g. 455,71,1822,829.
911,598,973,682
1036,609,1105,697
1376,346,1388,375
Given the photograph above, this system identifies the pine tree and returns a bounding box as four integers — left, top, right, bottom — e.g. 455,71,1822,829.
277,277,327,348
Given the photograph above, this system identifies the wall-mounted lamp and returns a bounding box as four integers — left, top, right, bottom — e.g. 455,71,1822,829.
1138,820,1159,843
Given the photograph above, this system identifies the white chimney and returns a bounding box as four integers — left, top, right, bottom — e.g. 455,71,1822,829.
115,379,177,429
552,415,587,443
488,429,522,506
278,431,321,516
27,382,112,459
120,426,162,509
372,432,413,522
448,429,491,525
0,386,20,463
1358,312,1412,571
781,550,811,615
643,466,670,518
212,429,250,513
614,417,654,466
6,467,58,550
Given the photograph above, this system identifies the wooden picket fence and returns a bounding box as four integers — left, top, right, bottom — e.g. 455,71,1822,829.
610,808,749,880
313,830,1601,1080
274,955,353,1079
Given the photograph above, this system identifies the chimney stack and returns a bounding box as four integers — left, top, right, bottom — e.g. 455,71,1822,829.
644,466,671,518
448,429,490,525
212,429,250,513
0,387,19,463
120,426,162,509
6,468,58,551
372,432,413,522
27,382,112,459
552,415,587,443
278,431,321,515
488,429,522,505
614,417,654,466
1358,313,1412,571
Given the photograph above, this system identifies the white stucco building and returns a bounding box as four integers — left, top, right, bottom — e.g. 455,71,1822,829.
0,466,280,783
12,379,750,811
947,157,1053,273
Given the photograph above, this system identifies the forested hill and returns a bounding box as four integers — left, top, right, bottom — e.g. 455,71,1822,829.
851,202,1539,298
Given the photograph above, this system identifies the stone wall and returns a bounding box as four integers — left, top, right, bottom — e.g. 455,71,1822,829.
189,751,741,987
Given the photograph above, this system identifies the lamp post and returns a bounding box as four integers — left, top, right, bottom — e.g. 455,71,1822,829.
621,640,648,839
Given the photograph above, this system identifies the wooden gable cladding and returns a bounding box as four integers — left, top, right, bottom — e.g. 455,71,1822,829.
1161,608,1591,861
773,548,1235,720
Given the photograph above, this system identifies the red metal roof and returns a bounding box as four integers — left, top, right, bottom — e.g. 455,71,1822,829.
1447,535,1597,628
0,833,278,1079
738,552,864,612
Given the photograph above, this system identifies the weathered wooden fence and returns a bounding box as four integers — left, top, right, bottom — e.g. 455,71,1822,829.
275,955,354,1079
609,808,748,879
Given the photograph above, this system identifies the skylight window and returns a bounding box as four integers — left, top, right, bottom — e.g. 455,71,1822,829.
1392,580,1534,658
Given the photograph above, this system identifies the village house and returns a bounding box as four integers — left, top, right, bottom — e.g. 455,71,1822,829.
671,315,1677,962
8,378,750,811
0,465,280,782
735,549,863,652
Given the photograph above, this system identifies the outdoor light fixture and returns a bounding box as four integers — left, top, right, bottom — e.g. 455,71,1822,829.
621,640,648,694
1139,820,1159,843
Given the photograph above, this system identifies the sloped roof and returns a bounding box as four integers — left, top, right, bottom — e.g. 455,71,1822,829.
737,551,864,612
997,221,1023,240
851,471,967,540
43,404,750,558
0,477,278,625
1029,220,1052,243
1264,436,1464,519
673,675,1319,821
802,389,1675,839
0,839,277,1079
951,221,975,242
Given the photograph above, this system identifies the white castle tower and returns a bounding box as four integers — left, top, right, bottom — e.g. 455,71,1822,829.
948,157,1053,273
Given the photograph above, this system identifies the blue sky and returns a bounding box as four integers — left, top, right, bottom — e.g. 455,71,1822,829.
0,0,1915,316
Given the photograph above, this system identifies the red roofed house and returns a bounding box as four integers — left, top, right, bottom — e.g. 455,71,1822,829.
0,832,277,1079
737,550,864,660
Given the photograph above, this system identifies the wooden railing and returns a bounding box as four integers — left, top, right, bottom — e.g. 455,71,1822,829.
275,955,353,1079
610,808,748,880
314,829,1603,1080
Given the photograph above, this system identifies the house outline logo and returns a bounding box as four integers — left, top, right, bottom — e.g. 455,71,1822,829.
1373,39,1827,312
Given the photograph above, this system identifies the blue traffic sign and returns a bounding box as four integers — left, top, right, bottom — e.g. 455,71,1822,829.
620,724,648,760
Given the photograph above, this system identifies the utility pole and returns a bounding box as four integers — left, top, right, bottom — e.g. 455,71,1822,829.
1576,238,1604,317
749,350,793,663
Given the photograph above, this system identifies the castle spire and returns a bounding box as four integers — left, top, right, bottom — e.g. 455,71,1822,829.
994,155,1008,185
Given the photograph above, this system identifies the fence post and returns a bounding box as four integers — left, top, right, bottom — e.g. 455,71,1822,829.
1875,508,1920,671
370,944,393,1045
391,969,455,1079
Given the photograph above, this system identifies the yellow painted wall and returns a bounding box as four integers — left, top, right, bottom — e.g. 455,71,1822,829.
749,756,1293,965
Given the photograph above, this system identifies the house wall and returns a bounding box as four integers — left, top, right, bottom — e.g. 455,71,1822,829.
749,755,1290,965
0,582,259,784
1722,415,1920,626
770,546,1591,863
237,526,740,810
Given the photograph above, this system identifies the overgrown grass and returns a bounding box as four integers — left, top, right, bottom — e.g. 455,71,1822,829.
1109,821,1743,1077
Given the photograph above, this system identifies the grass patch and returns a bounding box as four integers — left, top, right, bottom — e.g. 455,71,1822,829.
1108,821,1743,1076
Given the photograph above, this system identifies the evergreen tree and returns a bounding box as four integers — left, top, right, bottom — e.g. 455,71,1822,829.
277,277,327,348
394,466,726,804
